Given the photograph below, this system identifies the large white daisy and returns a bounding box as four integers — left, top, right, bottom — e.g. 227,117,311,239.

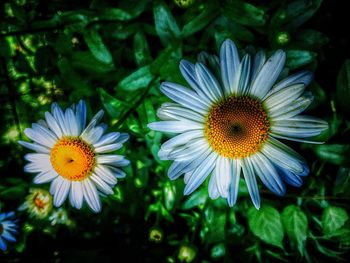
148,39,328,209
19,100,129,213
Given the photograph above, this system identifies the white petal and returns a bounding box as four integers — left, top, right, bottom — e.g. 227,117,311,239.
167,139,208,161
271,116,328,138
93,132,120,148
270,92,314,120
208,171,220,199
270,134,325,144
82,179,101,213
235,54,251,94
195,62,223,102
90,174,114,195
95,143,122,153
179,60,212,104
183,152,217,195
228,159,241,207
251,153,286,196
264,70,313,99
65,108,79,136
69,181,83,209
117,133,129,144
220,39,240,95
264,84,305,112
249,50,286,98
24,127,56,148
242,158,260,209
261,138,304,174
50,176,62,195
168,147,212,180
215,157,231,198
76,100,87,134
251,50,266,84
157,104,204,123
81,126,104,145
45,112,63,138
161,130,204,151
18,141,50,153
148,120,202,133
106,166,126,178
80,110,104,139
53,178,70,207
160,82,209,114
52,103,69,135
33,170,58,184
94,165,118,185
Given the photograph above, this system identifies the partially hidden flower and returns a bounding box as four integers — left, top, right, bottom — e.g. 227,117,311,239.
19,188,53,219
19,100,129,213
0,212,18,251
148,39,328,209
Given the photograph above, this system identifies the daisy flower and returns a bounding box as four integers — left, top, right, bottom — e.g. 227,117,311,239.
19,188,53,219
0,211,18,251
19,100,129,213
148,39,328,209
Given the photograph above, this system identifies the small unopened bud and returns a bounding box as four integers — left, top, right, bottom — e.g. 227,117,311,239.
149,227,163,243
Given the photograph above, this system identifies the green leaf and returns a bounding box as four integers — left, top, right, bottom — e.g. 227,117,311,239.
57,58,92,96
334,167,350,196
182,188,208,210
281,205,308,256
295,29,329,50
336,60,350,113
248,206,284,248
223,0,266,27
83,27,113,64
286,50,317,69
98,88,127,119
153,2,181,45
133,31,152,66
322,206,349,235
182,5,218,37
98,0,148,21
71,51,115,74
313,144,350,166
269,0,322,31
117,65,154,91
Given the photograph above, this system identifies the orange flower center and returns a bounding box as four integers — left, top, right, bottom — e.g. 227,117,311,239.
50,137,95,181
205,96,270,159
33,193,48,209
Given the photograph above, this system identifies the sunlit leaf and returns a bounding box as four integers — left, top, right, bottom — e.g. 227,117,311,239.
281,205,308,256
248,206,284,249
322,206,349,235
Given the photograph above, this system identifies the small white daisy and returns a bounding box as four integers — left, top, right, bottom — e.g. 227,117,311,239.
19,188,53,219
148,39,328,209
19,100,129,213
0,211,18,251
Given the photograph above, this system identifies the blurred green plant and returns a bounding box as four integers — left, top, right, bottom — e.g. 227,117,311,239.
0,0,349,262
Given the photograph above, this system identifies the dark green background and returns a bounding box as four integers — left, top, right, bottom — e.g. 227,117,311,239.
0,0,349,262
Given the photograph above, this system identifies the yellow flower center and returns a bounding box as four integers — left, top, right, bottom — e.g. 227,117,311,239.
50,137,95,181
205,96,270,159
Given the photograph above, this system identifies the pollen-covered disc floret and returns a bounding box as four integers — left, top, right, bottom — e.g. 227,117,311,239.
50,137,95,181
148,39,328,209
205,96,269,159
19,100,130,213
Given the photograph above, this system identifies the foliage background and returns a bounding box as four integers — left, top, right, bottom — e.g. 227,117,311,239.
0,0,349,262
